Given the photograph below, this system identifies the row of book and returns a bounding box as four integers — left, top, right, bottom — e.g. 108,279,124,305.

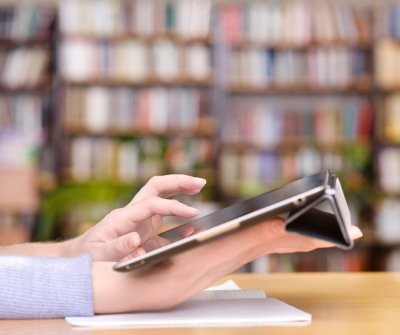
0,6,54,42
0,95,43,132
0,95,43,167
376,2,400,39
65,137,213,182
0,47,49,89
63,87,211,133
228,47,369,89
375,39,400,89
60,39,211,83
217,1,372,46
222,97,372,146
381,94,400,142
59,0,211,39
0,131,41,168
219,148,352,195
378,148,400,194
375,198,400,244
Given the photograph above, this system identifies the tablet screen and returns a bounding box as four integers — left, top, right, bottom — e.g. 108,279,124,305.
154,170,328,244
114,170,330,271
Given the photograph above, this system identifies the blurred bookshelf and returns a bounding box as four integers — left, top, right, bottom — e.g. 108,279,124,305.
372,1,400,271
0,4,56,245
2,0,400,272
213,0,376,272
37,0,218,240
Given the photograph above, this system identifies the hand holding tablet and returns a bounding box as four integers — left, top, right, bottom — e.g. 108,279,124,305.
114,170,355,272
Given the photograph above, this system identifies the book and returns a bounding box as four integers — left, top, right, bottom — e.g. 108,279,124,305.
58,0,211,39
378,148,400,194
66,281,311,328
218,1,371,46
62,86,210,133
382,94,400,142
375,39,400,89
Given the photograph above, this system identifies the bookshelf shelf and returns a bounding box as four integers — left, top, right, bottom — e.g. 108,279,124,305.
376,140,400,147
222,140,371,152
0,81,52,92
60,33,212,45
226,40,373,50
228,83,373,95
0,38,52,47
62,78,213,88
63,125,216,138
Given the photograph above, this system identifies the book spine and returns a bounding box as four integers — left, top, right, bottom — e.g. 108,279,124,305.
67,136,214,183
0,6,54,41
218,2,371,45
60,38,211,83
62,86,210,133
222,97,371,146
58,0,211,39
229,47,368,89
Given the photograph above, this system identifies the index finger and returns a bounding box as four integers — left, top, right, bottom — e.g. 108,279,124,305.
130,175,207,204
111,196,199,237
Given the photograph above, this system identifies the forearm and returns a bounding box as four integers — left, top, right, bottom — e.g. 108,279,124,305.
92,262,183,314
0,253,93,319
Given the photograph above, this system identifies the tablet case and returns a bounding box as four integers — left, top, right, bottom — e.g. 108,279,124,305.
285,183,353,249
114,170,353,272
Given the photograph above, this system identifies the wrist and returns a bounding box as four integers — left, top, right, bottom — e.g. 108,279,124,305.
92,262,130,314
57,237,82,258
92,262,182,314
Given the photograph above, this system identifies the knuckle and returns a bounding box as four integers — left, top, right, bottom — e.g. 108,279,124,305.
112,240,124,257
148,175,162,186
109,208,126,222
123,235,134,251
170,199,181,206
147,195,160,205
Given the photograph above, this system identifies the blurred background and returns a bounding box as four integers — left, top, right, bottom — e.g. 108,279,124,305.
0,0,399,272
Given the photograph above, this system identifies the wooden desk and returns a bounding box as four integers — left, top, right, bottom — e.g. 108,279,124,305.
1,272,399,335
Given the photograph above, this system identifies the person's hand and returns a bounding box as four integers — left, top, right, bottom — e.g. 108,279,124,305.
66,175,206,261
92,219,363,314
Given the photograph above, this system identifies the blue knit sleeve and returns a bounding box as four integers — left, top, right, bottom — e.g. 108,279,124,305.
0,253,94,319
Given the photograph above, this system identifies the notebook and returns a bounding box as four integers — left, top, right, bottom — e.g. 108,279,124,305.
66,281,311,328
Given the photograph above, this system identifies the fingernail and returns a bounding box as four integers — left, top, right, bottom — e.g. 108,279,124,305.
187,206,199,215
193,177,207,186
351,226,363,239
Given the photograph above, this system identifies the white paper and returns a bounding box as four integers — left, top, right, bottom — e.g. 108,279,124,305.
205,279,242,291
66,282,311,328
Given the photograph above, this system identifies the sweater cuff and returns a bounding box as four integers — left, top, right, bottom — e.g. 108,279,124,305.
0,253,94,319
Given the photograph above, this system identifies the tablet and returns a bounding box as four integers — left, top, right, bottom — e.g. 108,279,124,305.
114,170,342,272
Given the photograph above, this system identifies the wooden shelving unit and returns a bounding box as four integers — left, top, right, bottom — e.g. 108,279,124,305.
3,0,400,272
38,0,217,240
213,0,377,272
0,4,56,244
